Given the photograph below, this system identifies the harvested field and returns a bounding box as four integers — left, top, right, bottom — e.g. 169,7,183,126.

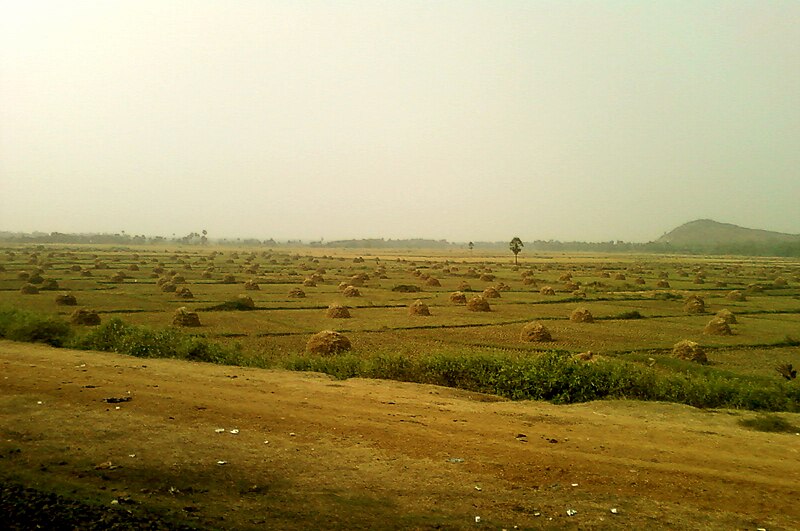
1,245,800,528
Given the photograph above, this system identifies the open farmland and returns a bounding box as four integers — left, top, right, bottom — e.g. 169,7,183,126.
2,245,800,529
1,244,799,382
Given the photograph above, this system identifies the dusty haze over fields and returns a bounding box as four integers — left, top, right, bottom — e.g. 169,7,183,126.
1,1,799,242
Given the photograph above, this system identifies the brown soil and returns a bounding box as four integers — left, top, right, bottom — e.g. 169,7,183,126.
0,340,797,530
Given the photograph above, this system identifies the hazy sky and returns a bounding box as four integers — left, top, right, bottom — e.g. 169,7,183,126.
1,1,799,242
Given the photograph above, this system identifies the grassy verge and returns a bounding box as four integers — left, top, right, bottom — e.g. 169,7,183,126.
1,307,798,412
283,349,800,411
0,307,72,347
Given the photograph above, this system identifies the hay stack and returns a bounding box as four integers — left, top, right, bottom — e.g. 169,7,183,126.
244,280,260,291
672,340,707,363
303,278,317,287
128,264,139,271
656,280,671,288
408,300,431,316
173,307,201,327
81,270,93,277
55,293,77,306
337,281,350,291
774,277,789,287
222,274,236,284
466,296,491,312
111,272,126,283
479,274,495,282
326,303,351,318
634,277,646,285
683,295,705,314
449,291,467,304
306,330,352,355
71,309,101,326
727,290,746,302
704,317,732,336
747,283,764,293
175,287,194,299
233,294,256,310
160,282,177,293
40,279,59,290
569,308,594,323
600,272,611,278
482,287,501,298
343,286,361,297
288,288,306,298
540,286,555,296
424,277,441,287
20,283,39,294
70,265,82,272
614,273,626,280
349,274,368,286
496,282,511,292
573,351,600,362
457,281,473,292
520,322,552,342
559,273,572,282
715,308,737,324
391,285,421,293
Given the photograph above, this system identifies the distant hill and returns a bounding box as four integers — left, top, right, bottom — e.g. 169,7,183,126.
658,219,800,245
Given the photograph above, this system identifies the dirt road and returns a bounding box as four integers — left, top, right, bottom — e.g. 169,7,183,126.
1,340,798,529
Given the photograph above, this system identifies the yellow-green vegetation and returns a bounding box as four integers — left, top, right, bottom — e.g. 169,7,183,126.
1,244,799,410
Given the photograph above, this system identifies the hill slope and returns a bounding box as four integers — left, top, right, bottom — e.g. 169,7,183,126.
658,219,800,245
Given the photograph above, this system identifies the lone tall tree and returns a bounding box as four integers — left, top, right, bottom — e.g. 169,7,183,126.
509,237,523,265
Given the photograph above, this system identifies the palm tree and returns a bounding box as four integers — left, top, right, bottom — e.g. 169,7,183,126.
509,237,523,265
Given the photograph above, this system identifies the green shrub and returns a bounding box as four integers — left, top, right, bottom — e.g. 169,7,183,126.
74,318,243,364
283,350,800,412
0,308,72,347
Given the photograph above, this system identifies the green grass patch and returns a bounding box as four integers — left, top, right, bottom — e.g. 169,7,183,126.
283,349,800,411
72,318,245,365
0,307,72,347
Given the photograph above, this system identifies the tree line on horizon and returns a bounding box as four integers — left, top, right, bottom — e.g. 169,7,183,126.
2,231,800,257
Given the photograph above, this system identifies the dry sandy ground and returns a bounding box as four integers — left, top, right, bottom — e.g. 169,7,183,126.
1,340,798,530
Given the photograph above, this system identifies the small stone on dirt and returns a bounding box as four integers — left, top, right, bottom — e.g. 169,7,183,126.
103,396,132,404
